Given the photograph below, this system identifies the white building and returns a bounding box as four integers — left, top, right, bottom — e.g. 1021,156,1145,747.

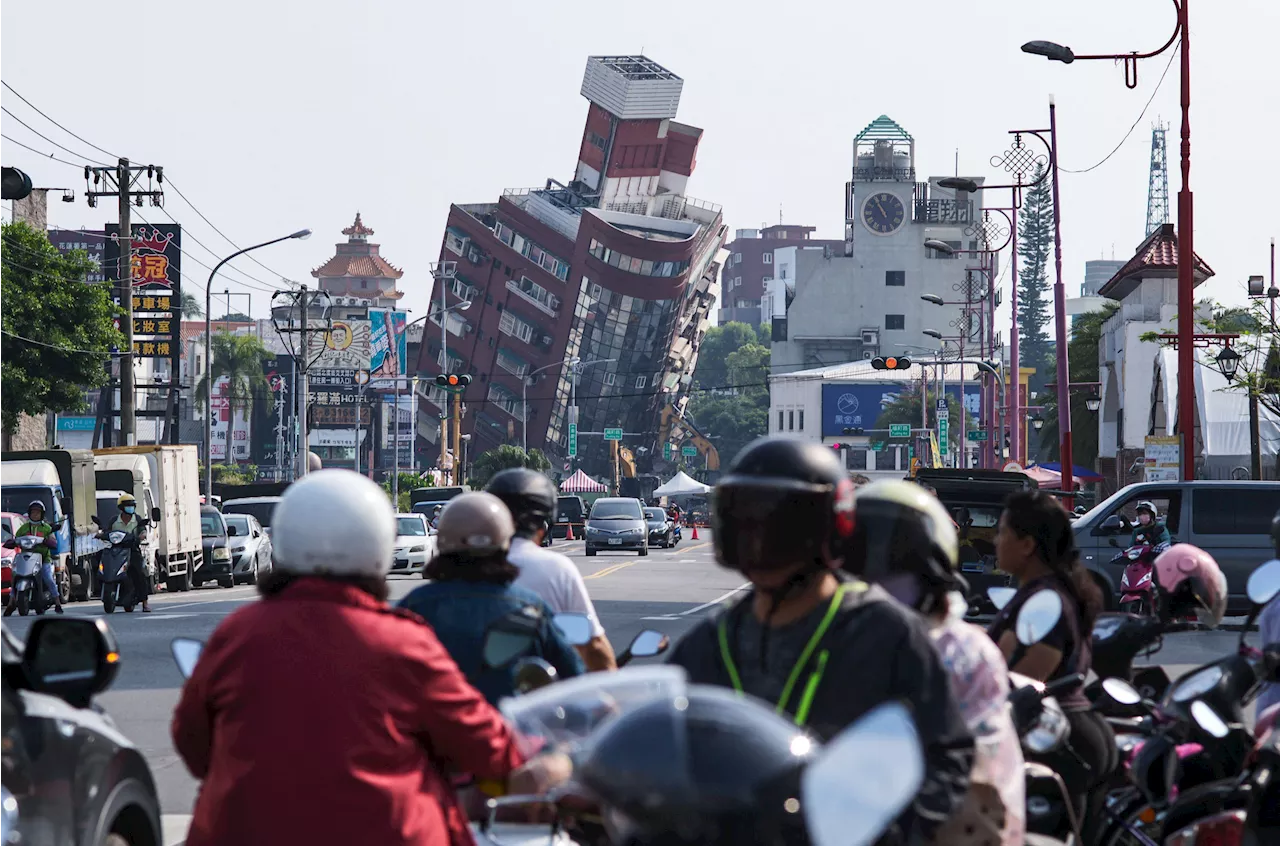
769,358,984,481
1096,224,1217,491
771,115,991,374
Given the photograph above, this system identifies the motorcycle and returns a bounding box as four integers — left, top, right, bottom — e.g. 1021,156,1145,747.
5,535,49,616
98,530,138,614
1114,544,1157,616
670,520,682,545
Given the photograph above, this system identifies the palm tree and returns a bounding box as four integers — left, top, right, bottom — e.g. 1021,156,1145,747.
182,291,203,319
197,332,270,465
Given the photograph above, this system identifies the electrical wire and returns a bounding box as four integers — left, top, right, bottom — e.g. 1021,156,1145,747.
2,80,119,160
1059,41,1180,175
0,134,84,168
0,107,111,166
163,176,289,281
1,327,123,356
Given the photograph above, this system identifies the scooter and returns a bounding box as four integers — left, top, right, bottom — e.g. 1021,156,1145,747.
98,530,138,614
1114,543,1157,616
670,521,682,545
5,536,48,616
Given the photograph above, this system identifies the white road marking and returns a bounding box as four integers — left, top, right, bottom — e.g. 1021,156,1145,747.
640,582,751,622
163,814,191,846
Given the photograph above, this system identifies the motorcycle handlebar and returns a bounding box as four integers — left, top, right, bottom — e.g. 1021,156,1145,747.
1043,674,1085,697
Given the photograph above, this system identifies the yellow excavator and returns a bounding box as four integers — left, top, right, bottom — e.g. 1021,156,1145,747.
658,404,720,472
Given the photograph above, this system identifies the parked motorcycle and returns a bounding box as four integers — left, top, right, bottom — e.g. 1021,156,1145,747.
98,531,137,614
5,535,48,616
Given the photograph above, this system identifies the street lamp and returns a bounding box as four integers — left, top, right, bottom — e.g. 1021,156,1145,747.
269,285,332,484
1215,346,1242,382
1024,0,1192,481
923,329,945,341
920,294,945,306
202,228,310,496
1031,415,1045,432
924,239,956,256
523,359,570,462
1085,395,1102,413
937,177,980,194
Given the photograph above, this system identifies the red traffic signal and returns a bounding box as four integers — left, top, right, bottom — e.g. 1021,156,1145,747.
871,356,912,371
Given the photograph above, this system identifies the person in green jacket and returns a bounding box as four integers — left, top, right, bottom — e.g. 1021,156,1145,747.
3,501,62,615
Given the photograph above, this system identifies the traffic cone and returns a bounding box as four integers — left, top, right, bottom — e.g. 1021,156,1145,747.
565,522,575,541
691,523,699,540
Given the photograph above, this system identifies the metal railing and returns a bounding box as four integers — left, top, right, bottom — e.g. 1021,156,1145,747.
505,278,559,317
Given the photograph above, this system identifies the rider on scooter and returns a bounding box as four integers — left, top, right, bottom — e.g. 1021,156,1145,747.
1131,500,1172,550
101,494,152,612
2,501,62,616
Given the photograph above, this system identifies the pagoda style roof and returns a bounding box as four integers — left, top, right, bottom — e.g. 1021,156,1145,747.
1099,224,1214,301
342,212,374,237
312,212,404,281
854,115,913,143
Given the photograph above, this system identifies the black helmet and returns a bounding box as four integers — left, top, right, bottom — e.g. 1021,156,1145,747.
486,468,558,537
713,437,855,576
576,686,814,846
842,480,962,612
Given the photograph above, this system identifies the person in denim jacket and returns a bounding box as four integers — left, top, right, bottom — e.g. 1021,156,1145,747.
400,492,583,704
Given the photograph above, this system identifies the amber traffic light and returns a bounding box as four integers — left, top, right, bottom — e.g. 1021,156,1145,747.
871,356,912,371
435,373,472,391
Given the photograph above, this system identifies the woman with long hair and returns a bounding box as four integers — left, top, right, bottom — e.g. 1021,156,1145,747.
988,489,1116,841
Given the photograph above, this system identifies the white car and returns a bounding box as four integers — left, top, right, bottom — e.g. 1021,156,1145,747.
391,513,435,576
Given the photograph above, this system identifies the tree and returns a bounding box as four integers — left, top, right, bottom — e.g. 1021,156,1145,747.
182,291,203,318
467,445,551,489
693,322,769,389
1037,303,1119,469
874,384,974,458
1,221,122,434
1017,164,1055,391
196,332,270,464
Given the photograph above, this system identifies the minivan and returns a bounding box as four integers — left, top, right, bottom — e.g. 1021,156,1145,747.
1072,481,1280,614
583,497,648,557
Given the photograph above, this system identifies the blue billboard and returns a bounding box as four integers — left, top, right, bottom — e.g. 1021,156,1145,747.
820,381,982,437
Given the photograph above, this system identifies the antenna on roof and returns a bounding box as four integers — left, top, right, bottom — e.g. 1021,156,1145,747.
779,204,783,225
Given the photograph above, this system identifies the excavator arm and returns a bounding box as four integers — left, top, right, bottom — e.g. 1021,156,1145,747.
657,404,720,472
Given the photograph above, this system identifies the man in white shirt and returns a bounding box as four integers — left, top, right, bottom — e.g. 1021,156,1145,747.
488,469,617,671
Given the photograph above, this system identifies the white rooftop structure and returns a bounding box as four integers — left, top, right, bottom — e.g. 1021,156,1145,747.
581,55,684,120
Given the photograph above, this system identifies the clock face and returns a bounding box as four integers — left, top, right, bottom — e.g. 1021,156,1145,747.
862,192,905,235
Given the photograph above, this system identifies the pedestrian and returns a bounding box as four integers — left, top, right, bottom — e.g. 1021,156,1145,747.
105,493,151,612
3,501,62,615
172,470,569,846
484,469,616,671
845,480,1023,846
665,436,974,845
988,490,1117,842
398,491,585,703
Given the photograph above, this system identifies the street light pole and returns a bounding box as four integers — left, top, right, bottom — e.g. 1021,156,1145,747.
203,228,311,498
1048,99,1075,505
523,359,568,462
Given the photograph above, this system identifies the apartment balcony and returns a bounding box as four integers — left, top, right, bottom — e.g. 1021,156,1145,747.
505,278,560,317
503,188,582,242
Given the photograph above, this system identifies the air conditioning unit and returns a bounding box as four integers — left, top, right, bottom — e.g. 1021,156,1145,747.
549,295,561,310
861,329,879,346
862,350,875,360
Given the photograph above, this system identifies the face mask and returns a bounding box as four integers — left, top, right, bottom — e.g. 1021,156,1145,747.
1138,513,1152,526
124,506,136,515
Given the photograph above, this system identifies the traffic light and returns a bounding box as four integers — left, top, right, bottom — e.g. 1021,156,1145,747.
841,427,865,436
870,356,912,371
435,373,472,392
1,167,32,201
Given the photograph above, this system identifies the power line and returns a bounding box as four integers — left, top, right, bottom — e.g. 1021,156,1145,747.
1,80,119,159
1,327,123,356
163,176,289,280
0,107,111,166
1059,41,1180,175
0,134,84,168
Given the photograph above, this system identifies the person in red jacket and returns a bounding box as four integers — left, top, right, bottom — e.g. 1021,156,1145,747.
172,469,567,846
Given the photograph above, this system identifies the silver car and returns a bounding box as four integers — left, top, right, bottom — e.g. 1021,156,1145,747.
223,513,273,586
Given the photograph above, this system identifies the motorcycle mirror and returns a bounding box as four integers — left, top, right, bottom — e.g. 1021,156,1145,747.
1189,700,1229,739
482,629,537,671
1101,514,1125,533
1102,677,1142,706
2,785,18,846
151,507,161,522
171,638,203,679
513,658,557,694
1246,559,1280,606
626,629,670,659
90,515,101,527
1015,590,1063,646
551,612,593,647
803,702,923,846
987,587,1017,611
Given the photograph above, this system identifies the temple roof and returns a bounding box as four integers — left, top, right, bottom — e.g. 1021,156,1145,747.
1099,224,1214,301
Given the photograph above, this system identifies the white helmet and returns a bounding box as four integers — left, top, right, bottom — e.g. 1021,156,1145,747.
272,470,395,578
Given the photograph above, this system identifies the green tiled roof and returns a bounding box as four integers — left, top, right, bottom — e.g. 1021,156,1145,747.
854,115,913,143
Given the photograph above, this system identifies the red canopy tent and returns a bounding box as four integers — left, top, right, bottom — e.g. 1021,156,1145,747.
560,469,608,494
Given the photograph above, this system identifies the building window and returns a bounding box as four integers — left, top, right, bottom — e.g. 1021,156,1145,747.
603,371,616,387
763,253,773,264
762,276,773,283
444,228,469,256
778,410,784,431
733,252,742,265
586,130,607,150
798,409,805,431
495,348,529,379
635,375,647,389
498,310,535,344
788,410,795,431
885,270,906,287
885,314,906,330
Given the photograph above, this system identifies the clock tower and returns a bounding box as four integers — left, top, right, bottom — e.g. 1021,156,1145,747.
844,115,916,255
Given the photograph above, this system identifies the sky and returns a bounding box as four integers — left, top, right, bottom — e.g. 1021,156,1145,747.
3,0,1277,331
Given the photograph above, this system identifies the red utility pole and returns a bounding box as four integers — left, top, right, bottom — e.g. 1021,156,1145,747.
1175,0,1195,480
1048,100,1074,505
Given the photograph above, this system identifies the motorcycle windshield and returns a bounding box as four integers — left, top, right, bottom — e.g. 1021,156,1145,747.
499,666,687,758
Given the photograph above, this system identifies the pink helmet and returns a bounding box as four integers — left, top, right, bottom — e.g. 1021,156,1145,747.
1155,544,1228,626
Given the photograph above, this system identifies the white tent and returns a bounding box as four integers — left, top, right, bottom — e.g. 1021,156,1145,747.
652,470,711,497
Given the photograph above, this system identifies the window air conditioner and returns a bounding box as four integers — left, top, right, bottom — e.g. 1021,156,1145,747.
861,330,879,345
862,350,875,360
